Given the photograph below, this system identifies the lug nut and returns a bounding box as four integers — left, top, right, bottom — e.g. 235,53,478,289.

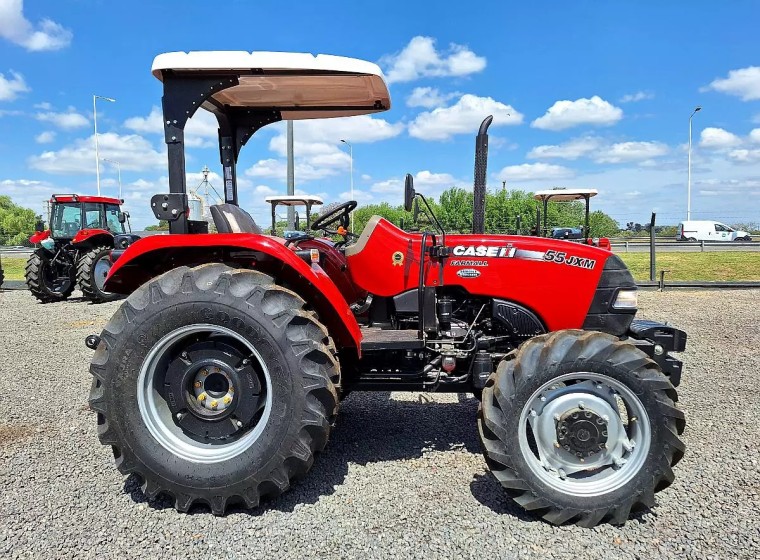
197,393,207,402
558,468,567,480
235,420,243,428
554,441,560,448
553,413,561,422
210,400,218,409
578,401,586,410
194,381,202,389
223,396,232,405
200,369,208,376
176,412,184,420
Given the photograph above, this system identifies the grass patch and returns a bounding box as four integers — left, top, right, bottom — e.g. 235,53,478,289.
0,256,26,281
619,252,760,281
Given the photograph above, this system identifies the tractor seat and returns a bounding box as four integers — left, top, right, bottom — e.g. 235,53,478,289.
210,204,263,234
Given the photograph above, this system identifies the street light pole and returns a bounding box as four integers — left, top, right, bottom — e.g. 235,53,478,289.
340,139,354,232
102,158,122,200
687,106,702,221
93,94,116,196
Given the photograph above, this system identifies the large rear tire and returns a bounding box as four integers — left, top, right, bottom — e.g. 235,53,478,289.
77,245,121,303
478,330,685,527
89,264,339,514
25,249,75,303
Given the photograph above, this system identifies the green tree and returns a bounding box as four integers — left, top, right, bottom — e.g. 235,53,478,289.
145,220,170,231
0,196,39,246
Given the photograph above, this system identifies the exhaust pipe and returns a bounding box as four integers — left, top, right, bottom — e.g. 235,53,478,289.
472,115,493,234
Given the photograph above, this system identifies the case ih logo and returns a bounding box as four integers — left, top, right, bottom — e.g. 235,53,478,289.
452,245,516,258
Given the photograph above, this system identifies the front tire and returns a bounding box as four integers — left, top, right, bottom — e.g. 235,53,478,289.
89,264,339,514
25,249,75,303
478,330,685,527
77,245,121,303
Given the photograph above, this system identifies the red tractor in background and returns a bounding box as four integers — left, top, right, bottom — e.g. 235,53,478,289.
27,194,137,303
85,51,687,527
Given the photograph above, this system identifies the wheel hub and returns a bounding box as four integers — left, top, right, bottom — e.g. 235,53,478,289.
557,407,608,458
192,365,235,413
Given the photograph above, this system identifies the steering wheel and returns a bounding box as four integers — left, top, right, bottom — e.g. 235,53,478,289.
312,201,358,242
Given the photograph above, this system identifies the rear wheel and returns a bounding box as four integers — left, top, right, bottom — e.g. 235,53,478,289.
89,264,339,514
25,249,75,303
77,245,120,303
478,330,685,527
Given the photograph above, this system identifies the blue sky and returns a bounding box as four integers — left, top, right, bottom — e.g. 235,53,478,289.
1,0,759,229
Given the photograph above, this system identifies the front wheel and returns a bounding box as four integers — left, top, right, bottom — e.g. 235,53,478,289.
77,245,121,303
89,264,339,514
478,330,685,527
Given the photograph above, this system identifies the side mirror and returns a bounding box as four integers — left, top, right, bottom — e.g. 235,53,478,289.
35,220,45,233
404,173,415,212
294,211,300,230
117,212,126,224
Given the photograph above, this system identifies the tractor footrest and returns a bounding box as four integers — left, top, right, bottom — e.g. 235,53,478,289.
360,328,425,351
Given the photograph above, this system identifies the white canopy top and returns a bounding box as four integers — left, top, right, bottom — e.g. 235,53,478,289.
152,51,391,120
265,195,324,207
533,188,598,202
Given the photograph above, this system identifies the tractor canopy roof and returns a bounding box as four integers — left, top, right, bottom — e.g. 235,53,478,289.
264,195,324,207
152,51,391,119
533,189,598,202
51,194,123,205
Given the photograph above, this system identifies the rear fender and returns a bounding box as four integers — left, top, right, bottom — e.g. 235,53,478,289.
72,229,113,247
105,234,362,351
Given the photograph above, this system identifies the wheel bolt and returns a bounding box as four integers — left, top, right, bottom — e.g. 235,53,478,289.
223,396,232,405
578,401,585,409
558,468,567,480
194,381,202,389
176,412,184,420
200,369,208,376
235,420,243,428
530,409,537,417
554,441,560,448
197,393,207,402
210,400,218,409
553,413,561,422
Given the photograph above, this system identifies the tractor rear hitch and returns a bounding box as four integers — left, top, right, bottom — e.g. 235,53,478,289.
85,334,101,350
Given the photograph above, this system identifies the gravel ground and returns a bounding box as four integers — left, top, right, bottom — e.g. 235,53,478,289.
1,288,758,559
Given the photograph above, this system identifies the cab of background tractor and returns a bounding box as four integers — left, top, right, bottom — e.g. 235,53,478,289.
44,194,129,242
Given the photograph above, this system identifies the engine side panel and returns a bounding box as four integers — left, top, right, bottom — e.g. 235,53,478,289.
346,218,611,331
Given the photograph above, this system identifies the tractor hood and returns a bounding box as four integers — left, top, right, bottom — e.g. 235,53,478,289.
152,51,391,120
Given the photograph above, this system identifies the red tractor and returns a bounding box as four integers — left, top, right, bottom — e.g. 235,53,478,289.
27,194,137,303
86,52,686,527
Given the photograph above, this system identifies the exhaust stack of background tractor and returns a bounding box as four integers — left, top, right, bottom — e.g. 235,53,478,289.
472,115,493,234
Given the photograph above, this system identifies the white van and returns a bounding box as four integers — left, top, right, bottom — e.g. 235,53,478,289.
676,221,752,242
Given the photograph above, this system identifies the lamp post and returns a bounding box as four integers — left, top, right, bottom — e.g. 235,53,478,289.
340,139,354,232
102,158,122,200
93,94,116,195
687,106,701,220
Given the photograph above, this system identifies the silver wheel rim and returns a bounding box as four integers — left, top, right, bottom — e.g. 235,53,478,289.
94,255,111,292
137,324,273,464
518,372,651,497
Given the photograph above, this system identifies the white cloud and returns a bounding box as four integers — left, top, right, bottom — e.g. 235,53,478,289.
35,107,88,129
727,148,760,164
704,66,760,101
28,132,165,174
699,127,742,150
749,129,760,144
406,87,460,108
370,171,458,198
0,0,72,51
496,163,574,182
531,96,623,131
245,158,340,182
619,91,654,103
408,94,523,141
34,130,55,144
594,141,669,164
528,137,602,160
34,101,51,110
0,178,59,215
380,36,486,84
0,70,29,101
338,188,375,204
292,114,404,144
124,106,219,148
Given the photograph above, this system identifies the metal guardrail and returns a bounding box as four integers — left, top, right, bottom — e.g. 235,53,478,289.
612,241,758,253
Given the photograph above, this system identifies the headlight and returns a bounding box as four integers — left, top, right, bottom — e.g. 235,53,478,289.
40,238,55,251
612,289,638,310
